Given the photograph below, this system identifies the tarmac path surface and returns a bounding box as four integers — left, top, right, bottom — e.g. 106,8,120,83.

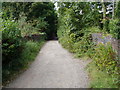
7,40,90,88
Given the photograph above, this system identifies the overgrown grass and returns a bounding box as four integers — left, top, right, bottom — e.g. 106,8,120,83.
86,61,119,88
2,40,45,86
16,40,45,69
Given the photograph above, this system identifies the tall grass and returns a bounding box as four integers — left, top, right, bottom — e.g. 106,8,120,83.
86,62,119,88
2,40,45,86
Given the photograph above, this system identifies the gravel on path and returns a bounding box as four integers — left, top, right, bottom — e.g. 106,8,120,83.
7,40,90,88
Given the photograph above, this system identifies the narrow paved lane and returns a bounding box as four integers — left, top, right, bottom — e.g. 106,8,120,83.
7,40,90,88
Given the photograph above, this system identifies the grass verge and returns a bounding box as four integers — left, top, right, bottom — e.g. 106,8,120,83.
2,40,45,86
86,61,119,88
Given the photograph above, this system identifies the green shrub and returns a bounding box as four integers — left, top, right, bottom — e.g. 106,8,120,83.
2,18,23,85
2,40,45,85
72,27,100,57
18,15,47,37
109,19,120,39
93,43,119,74
2,19,23,66
86,62,119,88
73,37,92,57
59,35,74,52
86,43,119,88
115,1,120,19
92,43,119,86
58,26,100,58
14,40,45,69
89,26,102,33
102,19,109,33
2,18,45,85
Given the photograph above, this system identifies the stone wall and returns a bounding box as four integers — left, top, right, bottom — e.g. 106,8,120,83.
92,33,120,58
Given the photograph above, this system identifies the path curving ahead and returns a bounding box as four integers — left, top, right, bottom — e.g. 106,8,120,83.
7,40,90,88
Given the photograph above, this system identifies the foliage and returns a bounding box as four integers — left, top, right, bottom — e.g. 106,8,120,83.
57,2,103,58
2,2,33,20
26,2,57,39
109,19,120,39
2,15,46,85
86,61,119,88
2,2,57,85
102,19,110,33
18,14,47,37
115,1,120,19
2,18,23,85
34,17,48,32
2,1,119,87
2,40,45,85
93,43,119,74
57,6,101,56
2,18,23,66
92,43,119,86
2,2,57,39
57,2,119,88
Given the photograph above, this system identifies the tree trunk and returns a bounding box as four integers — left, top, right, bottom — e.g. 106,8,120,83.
102,0,106,19
112,0,115,19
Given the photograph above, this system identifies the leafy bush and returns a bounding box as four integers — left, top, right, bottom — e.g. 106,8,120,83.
109,19,120,39
2,19,23,66
58,26,101,58
115,1,120,19
87,43,120,88
2,17,46,85
2,40,45,85
18,14,47,37
86,62,119,88
2,18,24,84
2,2,57,86
102,19,109,33
93,43,119,73
73,36,94,58
92,43,119,86
72,27,101,57
13,40,45,69
57,2,119,88
59,35,74,52
2,2,57,39
57,2,102,57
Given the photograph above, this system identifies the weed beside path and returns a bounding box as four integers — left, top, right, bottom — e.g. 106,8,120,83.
2,40,45,86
